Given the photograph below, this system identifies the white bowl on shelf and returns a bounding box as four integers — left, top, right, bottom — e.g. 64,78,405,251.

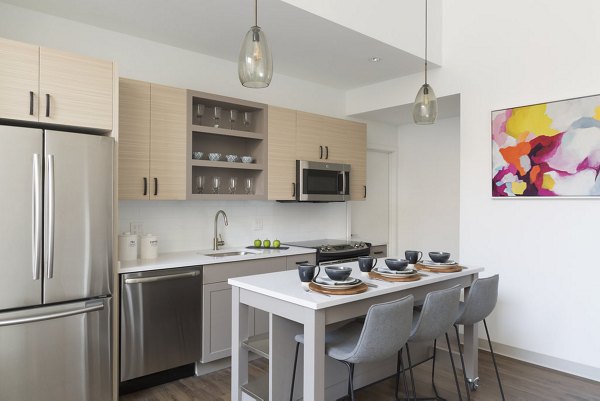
192,151,203,160
208,153,221,161
241,156,254,163
225,154,238,163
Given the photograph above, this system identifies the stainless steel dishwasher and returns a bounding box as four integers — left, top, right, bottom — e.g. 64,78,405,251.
120,266,203,382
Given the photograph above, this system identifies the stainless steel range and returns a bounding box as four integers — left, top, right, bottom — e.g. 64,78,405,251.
284,239,370,265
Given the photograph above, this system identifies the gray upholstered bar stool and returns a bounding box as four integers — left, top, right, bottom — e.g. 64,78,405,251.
397,285,463,401
289,295,415,401
453,274,504,401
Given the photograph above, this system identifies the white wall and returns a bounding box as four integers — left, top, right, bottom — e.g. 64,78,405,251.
396,117,460,259
344,0,600,381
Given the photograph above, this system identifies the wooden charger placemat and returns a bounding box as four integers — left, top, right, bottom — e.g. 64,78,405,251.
415,263,463,273
369,271,421,282
308,282,368,295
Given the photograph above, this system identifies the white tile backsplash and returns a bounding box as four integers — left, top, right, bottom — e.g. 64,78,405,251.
119,200,349,253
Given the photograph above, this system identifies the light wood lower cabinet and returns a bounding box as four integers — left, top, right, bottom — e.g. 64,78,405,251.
201,254,314,363
118,78,186,200
0,37,113,130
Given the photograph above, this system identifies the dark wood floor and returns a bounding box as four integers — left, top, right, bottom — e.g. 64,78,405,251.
120,350,600,401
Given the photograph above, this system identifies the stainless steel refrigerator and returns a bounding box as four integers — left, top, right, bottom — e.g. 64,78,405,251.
0,126,113,401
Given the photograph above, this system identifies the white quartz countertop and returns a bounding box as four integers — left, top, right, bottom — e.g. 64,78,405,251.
118,245,316,274
229,260,484,310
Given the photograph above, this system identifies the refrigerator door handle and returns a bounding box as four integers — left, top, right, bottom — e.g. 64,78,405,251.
32,154,42,280
46,154,55,279
0,301,104,327
124,270,200,284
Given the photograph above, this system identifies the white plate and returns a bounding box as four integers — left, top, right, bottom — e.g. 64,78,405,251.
373,268,418,278
313,276,362,289
420,260,458,267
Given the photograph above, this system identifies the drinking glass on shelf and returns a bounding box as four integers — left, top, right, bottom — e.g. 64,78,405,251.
214,106,222,128
229,109,238,130
212,176,221,194
244,177,254,195
228,177,237,194
196,104,205,125
196,175,205,194
243,112,252,130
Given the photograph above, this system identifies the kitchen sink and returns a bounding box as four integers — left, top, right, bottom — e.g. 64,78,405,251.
202,250,261,257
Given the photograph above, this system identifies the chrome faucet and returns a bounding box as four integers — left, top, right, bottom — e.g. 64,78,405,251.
213,210,229,250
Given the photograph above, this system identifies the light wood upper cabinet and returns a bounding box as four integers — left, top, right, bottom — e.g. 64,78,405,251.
39,47,113,130
267,106,297,200
150,84,187,200
0,37,113,130
118,78,186,200
118,79,151,200
0,38,39,122
344,120,367,200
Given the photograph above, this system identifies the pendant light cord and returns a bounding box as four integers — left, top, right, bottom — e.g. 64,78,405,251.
424,0,428,85
255,0,258,27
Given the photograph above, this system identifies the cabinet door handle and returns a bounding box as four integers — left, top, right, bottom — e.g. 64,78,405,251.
373,251,384,255
45,94,50,117
364,185,367,198
292,182,296,197
29,91,34,116
325,146,329,159
143,177,148,196
319,145,323,159
295,260,309,265
154,177,158,196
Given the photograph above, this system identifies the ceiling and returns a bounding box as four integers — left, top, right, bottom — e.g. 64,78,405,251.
2,0,426,90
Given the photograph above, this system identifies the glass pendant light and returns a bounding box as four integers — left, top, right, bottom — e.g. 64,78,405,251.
238,0,273,88
413,0,437,124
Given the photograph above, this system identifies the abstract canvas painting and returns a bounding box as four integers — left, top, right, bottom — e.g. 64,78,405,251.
492,94,600,197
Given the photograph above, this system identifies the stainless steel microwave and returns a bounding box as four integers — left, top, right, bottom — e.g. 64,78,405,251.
296,160,350,202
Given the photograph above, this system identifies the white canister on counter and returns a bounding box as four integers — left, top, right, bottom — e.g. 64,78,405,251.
140,234,159,259
118,232,138,261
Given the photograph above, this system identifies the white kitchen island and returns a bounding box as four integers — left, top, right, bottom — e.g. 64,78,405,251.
229,261,484,401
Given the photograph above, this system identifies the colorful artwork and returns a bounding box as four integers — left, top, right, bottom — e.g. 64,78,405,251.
492,94,600,197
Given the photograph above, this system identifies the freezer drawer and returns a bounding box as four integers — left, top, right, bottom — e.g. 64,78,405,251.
0,298,112,401
121,266,203,381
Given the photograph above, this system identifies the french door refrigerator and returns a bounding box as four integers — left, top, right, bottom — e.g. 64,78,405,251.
0,126,113,401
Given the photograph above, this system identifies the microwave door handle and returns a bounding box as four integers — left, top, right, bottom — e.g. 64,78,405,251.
339,171,347,195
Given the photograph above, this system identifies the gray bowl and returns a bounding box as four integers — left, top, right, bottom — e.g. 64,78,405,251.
385,258,409,271
324,266,352,281
429,252,451,263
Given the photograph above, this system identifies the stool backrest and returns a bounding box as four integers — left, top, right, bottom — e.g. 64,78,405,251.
456,274,499,326
345,295,414,364
410,285,461,343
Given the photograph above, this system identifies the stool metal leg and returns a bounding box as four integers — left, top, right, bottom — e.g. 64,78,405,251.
453,324,472,401
406,344,417,401
483,319,506,401
289,342,300,401
340,361,356,401
396,348,411,401
445,332,463,401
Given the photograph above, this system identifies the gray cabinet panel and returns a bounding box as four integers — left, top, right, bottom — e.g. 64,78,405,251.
285,253,316,270
370,245,387,258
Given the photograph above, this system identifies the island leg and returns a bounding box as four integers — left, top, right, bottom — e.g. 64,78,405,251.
231,286,249,401
303,309,326,401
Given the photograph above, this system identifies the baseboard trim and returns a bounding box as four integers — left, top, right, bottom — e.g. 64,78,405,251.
440,333,600,383
477,338,600,382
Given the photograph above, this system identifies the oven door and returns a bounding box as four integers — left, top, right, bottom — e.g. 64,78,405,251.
297,160,350,201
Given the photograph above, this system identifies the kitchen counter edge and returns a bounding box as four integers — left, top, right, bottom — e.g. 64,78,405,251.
118,246,316,274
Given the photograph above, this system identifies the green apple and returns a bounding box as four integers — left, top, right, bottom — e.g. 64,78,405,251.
273,239,281,248
263,239,271,248
254,239,262,248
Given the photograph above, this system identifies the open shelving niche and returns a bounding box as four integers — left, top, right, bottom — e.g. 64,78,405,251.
241,333,270,401
186,90,268,200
